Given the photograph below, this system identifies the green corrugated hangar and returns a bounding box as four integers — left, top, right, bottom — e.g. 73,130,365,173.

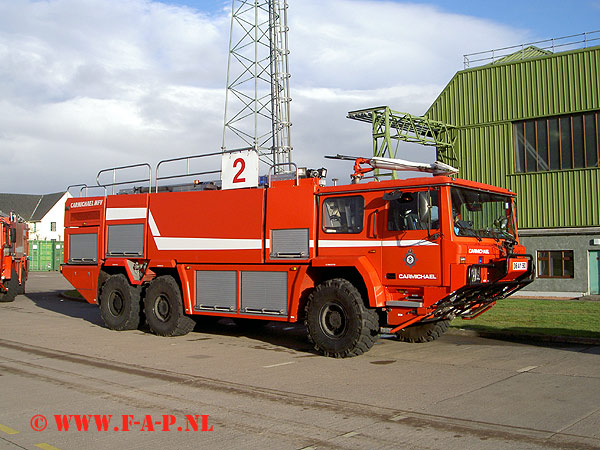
426,40,600,297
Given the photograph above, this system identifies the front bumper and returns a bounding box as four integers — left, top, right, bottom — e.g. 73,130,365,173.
432,254,535,320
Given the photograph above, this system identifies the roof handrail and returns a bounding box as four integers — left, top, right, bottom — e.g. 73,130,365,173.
96,163,152,195
66,184,108,198
154,147,255,193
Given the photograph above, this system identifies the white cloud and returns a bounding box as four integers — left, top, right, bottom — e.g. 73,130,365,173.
290,0,526,89
0,0,527,193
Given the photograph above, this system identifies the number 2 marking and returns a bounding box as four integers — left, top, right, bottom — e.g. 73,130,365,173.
233,158,246,183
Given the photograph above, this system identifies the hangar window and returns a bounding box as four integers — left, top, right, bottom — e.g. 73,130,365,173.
537,250,574,278
513,111,599,173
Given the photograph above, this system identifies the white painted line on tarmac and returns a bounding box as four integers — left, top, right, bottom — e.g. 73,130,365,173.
517,365,538,373
341,431,359,438
263,361,295,368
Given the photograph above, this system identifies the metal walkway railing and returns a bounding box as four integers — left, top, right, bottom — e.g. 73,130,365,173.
463,30,600,69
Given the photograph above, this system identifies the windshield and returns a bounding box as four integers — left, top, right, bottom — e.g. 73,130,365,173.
451,187,516,241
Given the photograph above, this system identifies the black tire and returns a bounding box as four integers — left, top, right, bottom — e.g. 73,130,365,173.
305,278,379,358
143,276,195,337
394,319,451,343
0,280,16,303
0,269,18,302
96,270,110,304
99,274,142,331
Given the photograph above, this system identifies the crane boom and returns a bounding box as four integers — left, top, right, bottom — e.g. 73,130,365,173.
326,154,458,182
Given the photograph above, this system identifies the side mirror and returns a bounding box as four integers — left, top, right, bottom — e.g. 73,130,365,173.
10,228,16,244
383,190,403,201
383,190,402,202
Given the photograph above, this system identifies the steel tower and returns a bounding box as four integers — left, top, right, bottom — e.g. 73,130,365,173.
222,0,292,173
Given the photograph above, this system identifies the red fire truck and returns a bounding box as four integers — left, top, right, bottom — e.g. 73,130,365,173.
62,152,533,357
0,212,29,302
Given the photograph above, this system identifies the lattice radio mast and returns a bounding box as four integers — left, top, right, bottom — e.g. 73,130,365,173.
222,0,292,173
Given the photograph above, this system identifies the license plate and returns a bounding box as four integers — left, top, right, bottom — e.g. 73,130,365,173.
512,261,528,271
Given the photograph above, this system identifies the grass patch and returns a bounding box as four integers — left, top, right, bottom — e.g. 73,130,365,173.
450,298,600,339
64,289,84,299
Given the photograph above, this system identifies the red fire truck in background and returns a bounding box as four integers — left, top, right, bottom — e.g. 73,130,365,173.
0,212,29,302
62,151,533,357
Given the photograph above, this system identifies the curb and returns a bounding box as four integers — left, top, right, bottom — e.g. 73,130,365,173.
447,327,600,346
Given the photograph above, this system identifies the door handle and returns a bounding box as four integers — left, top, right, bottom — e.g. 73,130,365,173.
372,209,378,239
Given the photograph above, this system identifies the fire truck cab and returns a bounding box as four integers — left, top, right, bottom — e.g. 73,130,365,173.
62,153,533,357
0,213,29,302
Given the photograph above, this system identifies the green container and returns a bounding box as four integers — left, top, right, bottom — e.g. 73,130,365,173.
28,240,64,271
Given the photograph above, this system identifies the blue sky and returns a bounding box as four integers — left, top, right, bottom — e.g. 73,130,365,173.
164,0,600,41
0,0,598,193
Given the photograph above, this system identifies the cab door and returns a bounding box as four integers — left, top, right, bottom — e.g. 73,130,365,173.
380,188,442,286
317,192,383,277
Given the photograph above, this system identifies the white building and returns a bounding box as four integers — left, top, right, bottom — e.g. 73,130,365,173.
0,192,71,241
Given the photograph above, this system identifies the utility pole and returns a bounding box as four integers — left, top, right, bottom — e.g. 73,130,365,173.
222,0,292,173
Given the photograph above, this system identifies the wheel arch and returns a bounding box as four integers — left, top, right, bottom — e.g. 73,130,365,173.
304,266,368,313
309,256,386,309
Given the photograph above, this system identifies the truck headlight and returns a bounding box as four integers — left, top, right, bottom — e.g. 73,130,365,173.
468,266,481,284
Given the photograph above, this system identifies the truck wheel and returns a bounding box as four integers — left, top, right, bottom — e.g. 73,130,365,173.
394,319,451,343
97,270,110,304
0,283,16,302
0,271,18,302
99,274,142,331
305,278,379,358
143,276,195,337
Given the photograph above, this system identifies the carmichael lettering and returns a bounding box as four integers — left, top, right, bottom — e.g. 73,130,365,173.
468,248,490,254
71,200,103,208
398,273,437,280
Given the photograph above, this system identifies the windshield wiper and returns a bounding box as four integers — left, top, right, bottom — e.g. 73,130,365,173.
455,221,481,241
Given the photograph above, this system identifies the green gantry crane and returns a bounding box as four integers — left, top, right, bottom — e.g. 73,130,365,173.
347,106,457,179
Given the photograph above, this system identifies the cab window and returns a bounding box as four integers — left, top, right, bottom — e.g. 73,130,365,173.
388,190,439,231
322,196,364,233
